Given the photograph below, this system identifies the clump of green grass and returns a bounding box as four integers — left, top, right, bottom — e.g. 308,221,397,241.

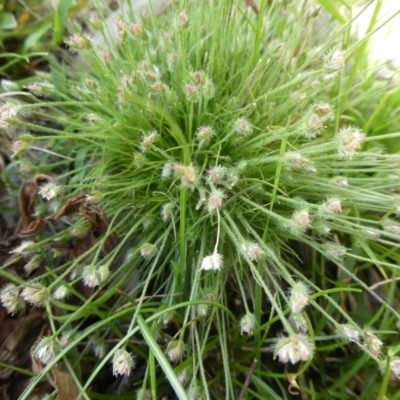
3,1,400,398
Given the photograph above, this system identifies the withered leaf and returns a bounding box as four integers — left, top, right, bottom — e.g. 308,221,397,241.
0,312,45,379
48,194,87,220
14,219,48,239
50,363,80,400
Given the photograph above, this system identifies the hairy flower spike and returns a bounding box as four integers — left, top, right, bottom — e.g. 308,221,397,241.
324,49,346,72
283,152,309,170
161,202,175,221
112,349,135,377
274,334,314,364
53,284,69,300
318,198,342,218
0,283,22,314
200,252,223,271
292,210,311,229
207,165,226,183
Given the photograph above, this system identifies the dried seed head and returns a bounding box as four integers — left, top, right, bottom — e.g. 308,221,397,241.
200,252,223,271
112,349,135,377
274,334,314,364
240,312,257,335
0,283,22,314
166,340,186,363
289,281,310,313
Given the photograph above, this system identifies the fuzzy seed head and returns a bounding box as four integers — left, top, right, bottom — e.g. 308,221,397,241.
233,117,253,136
207,189,225,213
34,337,57,365
10,240,34,255
112,349,135,377
325,49,346,71
140,130,158,152
364,328,383,356
196,125,215,142
53,284,69,300
338,324,361,343
140,243,157,259
58,331,73,349
337,126,365,159
129,23,144,38
388,357,400,378
82,265,100,287
200,252,223,271
323,242,347,260
67,33,92,50
92,338,106,359
26,81,55,98
166,340,185,363
176,11,189,29
0,283,22,314
305,113,323,132
283,152,309,170
240,241,263,261
21,283,48,306
289,313,308,333
207,165,226,183
289,281,310,313
321,198,342,216
39,183,62,201
24,254,41,274
317,102,332,116
240,312,257,335
292,210,311,228
11,139,30,158
184,83,199,102
274,334,314,364
161,162,173,178
174,163,198,187
161,202,175,221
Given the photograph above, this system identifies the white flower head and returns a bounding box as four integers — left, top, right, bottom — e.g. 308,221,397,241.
289,281,310,314
0,283,22,314
34,336,57,365
240,313,257,335
364,328,383,356
338,324,361,343
240,241,263,261
53,284,69,300
200,252,223,271
112,349,135,377
9,240,35,255
274,334,314,364
38,182,62,201
82,265,100,287
21,283,49,306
